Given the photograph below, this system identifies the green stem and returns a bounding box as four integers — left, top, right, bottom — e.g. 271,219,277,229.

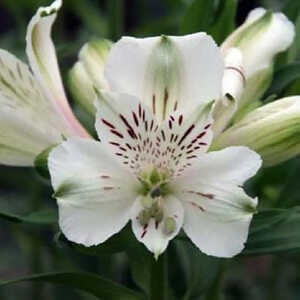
150,253,168,300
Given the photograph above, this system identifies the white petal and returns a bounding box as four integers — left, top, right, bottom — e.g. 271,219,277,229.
0,50,70,166
175,146,262,186
131,196,184,258
58,199,133,247
49,137,138,201
182,197,253,257
104,34,223,121
178,181,257,257
49,137,137,246
26,0,89,138
171,147,261,257
95,91,214,175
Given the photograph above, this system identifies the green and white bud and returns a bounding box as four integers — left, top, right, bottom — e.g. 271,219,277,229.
213,48,243,136
68,39,113,115
221,8,295,113
69,62,95,115
79,39,113,90
212,97,300,166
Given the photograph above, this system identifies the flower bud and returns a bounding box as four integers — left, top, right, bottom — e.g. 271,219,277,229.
221,8,295,112
213,48,243,136
212,97,300,166
68,39,113,115
69,62,95,114
79,39,113,90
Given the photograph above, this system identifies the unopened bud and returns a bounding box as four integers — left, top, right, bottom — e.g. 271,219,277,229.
221,8,295,112
212,96,300,166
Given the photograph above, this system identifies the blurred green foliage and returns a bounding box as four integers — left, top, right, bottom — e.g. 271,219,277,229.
1,0,300,299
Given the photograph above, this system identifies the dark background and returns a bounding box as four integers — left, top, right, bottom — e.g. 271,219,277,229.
0,0,300,299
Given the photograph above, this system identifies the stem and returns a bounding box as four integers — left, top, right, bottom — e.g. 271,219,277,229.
150,253,168,300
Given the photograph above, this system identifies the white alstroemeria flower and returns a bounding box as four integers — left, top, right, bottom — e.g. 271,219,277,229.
0,0,89,166
49,34,262,258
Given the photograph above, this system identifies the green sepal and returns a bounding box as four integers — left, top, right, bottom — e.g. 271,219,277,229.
34,145,57,179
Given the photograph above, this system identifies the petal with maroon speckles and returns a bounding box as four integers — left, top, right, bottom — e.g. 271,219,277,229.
49,137,138,246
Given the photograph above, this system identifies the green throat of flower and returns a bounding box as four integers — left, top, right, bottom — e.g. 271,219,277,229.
137,167,176,235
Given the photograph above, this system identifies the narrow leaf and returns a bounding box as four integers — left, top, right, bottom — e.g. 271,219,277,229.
0,208,57,225
243,207,300,255
180,0,214,34
267,62,300,97
0,271,144,300
283,0,300,22
209,0,238,44
287,13,300,62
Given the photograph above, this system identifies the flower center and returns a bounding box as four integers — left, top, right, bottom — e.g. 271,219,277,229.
136,167,176,235
138,167,171,198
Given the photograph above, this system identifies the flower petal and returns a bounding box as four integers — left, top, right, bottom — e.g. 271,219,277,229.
0,50,70,166
49,137,138,202
49,137,137,246
175,146,262,186
26,0,89,138
171,147,260,257
95,91,214,176
131,196,184,258
104,33,223,121
182,194,254,257
58,198,133,247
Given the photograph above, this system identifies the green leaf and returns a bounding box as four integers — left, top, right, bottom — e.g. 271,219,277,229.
267,62,300,97
287,13,300,62
57,224,155,296
0,271,145,300
180,0,214,34
243,207,300,255
208,0,238,44
283,0,300,22
0,208,57,225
